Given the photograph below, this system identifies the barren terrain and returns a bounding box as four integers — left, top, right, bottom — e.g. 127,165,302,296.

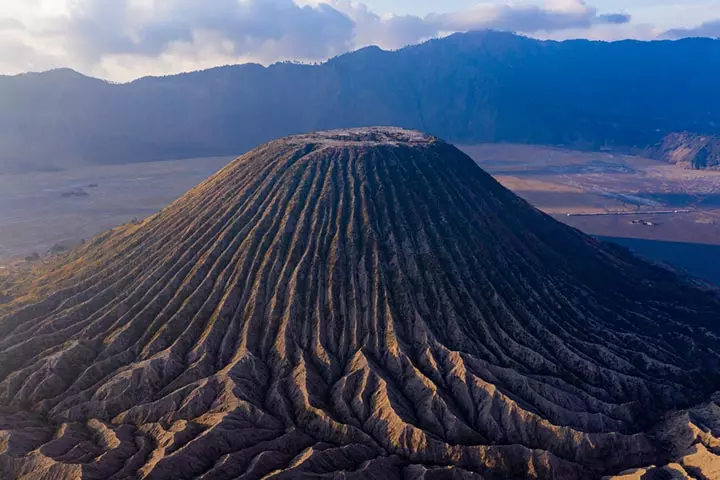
461,144,720,244
2,144,720,285
462,144,720,284
2,129,720,479
0,156,233,260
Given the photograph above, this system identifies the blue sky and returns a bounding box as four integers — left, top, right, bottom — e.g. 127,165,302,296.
0,0,717,81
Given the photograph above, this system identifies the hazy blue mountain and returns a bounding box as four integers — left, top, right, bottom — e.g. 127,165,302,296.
1,31,719,170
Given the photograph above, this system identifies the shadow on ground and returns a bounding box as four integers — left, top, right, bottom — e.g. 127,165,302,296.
599,236,720,285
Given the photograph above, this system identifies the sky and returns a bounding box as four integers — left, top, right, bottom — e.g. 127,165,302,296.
0,0,718,82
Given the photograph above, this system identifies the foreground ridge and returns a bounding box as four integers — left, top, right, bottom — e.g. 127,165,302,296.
1,128,720,479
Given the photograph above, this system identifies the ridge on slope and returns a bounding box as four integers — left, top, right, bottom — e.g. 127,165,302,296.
646,132,720,170
1,127,720,479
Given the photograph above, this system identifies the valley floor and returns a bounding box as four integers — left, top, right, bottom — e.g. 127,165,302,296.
462,144,720,284
0,156,233,260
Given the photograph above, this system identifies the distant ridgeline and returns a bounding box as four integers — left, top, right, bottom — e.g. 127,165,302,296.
0,31,719,168
646,132,720,170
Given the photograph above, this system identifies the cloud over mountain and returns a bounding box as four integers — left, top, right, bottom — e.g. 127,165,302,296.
60,0,354,63
1,0,717,82
0,0,633,80
333,0,630,50
663,19,720,39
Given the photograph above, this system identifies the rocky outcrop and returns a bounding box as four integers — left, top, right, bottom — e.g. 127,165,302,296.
605,395,720,479
646,132,720,169
2,128,720,479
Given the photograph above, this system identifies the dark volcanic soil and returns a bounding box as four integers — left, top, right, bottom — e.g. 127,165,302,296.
1,128,720,479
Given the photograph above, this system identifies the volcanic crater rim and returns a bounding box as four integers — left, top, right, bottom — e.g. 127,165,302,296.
282,127,437,147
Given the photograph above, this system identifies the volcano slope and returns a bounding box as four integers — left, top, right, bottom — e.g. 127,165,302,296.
2,128,720,480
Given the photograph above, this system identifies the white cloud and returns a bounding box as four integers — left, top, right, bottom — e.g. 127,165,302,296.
330,0,631,50
428,0,629,33
0,0,700,82
60,0,354,63
663,19,720,39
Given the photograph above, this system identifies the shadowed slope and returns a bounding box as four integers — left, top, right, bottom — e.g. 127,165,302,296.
2,128,720,479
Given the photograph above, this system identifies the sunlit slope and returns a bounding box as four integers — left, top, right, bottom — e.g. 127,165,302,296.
1,128,720,479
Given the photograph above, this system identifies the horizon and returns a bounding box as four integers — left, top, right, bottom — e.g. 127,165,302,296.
1,0,718,82
4,29,719,84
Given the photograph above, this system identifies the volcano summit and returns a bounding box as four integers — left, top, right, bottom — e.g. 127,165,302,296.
2,128,720,479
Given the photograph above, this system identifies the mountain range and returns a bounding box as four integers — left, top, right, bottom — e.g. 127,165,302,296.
2,31,720,172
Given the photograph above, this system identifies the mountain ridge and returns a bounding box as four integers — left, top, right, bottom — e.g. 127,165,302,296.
15,31,720,85
1,31,720,171
1,128,720,479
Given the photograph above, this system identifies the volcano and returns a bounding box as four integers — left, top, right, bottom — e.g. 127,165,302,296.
2,128,720,479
